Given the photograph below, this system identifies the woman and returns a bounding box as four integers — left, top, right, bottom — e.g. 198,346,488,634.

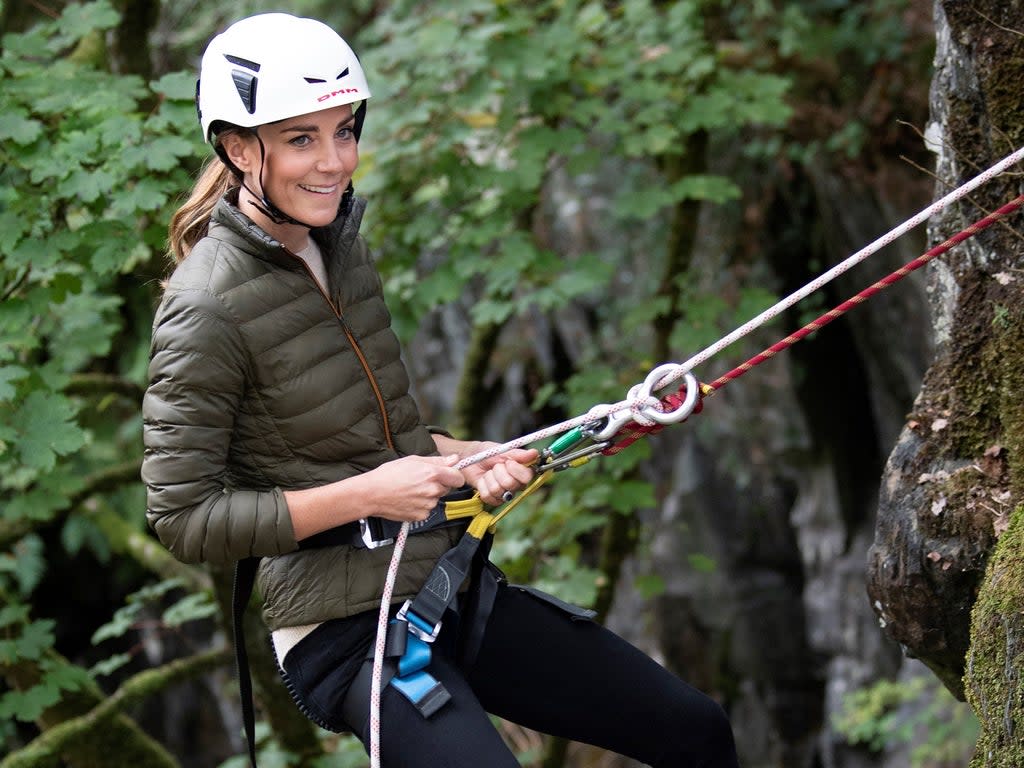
142,12,739,768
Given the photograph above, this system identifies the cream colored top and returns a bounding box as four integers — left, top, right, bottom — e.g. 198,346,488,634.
295,238,328,292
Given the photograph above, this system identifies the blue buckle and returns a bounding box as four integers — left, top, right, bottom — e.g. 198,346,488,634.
386,615,452,718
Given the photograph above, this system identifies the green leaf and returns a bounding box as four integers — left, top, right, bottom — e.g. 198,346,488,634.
8,236,58,272
687,553,718,573
634,573,666,599
56,0,121,39
9,391,86,473
61,168,118,204
1,484,74,521
0,604,31,629
61,515,111,562
0,366,29,402
0,683,62,722
607,480,656,514
16,619,56,661
41,659,90,693
162,592,218,627
0,534,48,594
0,210,33,255
0,109,42,145
670,175,741,205
533,556,600,607
141,135,196,172
90,652,132,678
91,604,142,645
0,659,90,722
151,71,199,101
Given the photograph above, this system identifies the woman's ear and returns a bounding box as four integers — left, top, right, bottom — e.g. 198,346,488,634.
220,132,255,174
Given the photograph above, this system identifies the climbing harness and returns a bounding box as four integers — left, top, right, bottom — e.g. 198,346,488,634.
232,488,484,768
363,146,1024,767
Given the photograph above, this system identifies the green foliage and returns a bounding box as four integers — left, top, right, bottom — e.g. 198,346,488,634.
0,604,91,723
834,672,978,766
0,534,46,596
0,0,206,747
89,579,217,678
725,0,932,165
0,0,200,524
360,0,791,341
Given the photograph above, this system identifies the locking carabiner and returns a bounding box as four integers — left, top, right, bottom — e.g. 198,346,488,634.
589,367,701,442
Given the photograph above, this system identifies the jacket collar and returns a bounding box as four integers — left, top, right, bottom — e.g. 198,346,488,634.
209,191,366,270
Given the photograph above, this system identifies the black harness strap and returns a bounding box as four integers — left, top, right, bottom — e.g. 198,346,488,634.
232,556,261,768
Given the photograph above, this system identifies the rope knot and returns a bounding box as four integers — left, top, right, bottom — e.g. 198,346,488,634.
630,395,665,426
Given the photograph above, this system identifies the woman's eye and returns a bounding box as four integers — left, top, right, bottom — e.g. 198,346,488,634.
337,127,353,140
290,135,312,147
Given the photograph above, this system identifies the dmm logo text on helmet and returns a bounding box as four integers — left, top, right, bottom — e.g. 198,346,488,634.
317,88,361,103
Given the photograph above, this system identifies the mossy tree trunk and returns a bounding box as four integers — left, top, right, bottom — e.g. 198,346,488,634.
0,647,228,768
867,1,1024,763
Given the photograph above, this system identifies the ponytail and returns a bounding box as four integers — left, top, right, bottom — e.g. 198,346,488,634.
166,155,238,264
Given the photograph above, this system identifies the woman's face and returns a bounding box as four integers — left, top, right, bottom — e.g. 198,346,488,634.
226,104,359,250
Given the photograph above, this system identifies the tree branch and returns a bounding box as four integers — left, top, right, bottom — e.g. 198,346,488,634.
0,648,230,768
65,373,145,404
0,460,143,549
0,459,211,592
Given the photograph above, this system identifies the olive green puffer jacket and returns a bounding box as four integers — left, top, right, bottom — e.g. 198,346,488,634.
142,194,462,630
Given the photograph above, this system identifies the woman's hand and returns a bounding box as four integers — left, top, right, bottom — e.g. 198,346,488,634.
284,454,466,541
362,454,468,522
468,448,539,506
434,436,539,507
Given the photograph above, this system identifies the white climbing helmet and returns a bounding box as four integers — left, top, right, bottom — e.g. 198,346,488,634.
196,12,371,143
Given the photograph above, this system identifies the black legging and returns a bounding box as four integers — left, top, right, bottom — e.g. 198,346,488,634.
327,583,739,767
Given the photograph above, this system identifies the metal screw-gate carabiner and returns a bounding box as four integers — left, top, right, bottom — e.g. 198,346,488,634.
589,366,700,441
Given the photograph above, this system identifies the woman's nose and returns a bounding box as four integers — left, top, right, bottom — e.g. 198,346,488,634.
317,142,347,172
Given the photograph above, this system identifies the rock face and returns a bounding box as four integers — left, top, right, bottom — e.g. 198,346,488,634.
866,0,1024,703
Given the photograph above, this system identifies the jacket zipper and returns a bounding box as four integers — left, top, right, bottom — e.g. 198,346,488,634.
291,253,396,452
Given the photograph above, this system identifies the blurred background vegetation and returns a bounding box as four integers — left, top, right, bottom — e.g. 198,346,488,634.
0,1,986,766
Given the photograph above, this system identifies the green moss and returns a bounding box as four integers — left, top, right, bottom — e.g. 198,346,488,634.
948,286,1012,449
958,289,1024,768
905,282,1022,465
965,504,1024,767
979,53,1024,148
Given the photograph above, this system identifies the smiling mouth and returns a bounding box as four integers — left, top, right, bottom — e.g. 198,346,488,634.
299,184,338,194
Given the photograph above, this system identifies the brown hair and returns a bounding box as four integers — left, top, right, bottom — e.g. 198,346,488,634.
166,127,253,264
166,157,237,264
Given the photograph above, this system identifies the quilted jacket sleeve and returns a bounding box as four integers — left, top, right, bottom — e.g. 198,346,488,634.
141,286,297,565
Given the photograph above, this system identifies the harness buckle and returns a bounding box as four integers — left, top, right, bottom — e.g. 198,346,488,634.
396,600,442,644
359,518,394,549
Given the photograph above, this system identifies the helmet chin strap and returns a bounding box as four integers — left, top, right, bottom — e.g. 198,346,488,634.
245,130,316,229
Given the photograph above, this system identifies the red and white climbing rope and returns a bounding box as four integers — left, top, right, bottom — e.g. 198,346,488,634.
368,522,409,766
705,192,1024,392
367,145,1024,767
456,143,1024,468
